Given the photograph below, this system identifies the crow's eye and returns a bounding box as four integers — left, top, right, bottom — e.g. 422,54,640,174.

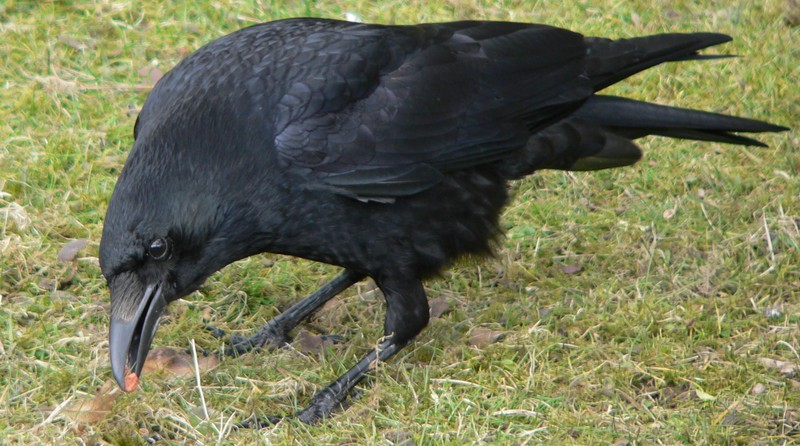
147,238,171,260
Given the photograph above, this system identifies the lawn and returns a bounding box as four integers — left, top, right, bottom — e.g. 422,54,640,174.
0,0,797,444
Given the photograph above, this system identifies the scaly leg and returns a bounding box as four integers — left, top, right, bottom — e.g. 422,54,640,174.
211,269,365,356
295,276,430,423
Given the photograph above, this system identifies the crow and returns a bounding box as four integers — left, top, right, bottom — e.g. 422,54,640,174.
99,18,786,424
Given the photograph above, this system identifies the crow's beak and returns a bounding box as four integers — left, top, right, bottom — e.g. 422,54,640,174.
109,276,166,392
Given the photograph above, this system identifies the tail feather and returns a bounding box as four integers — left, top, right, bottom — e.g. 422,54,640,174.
501,95,786,178
575,95,788,145
500,32,787,179
586,33,733,90
645,129,769,147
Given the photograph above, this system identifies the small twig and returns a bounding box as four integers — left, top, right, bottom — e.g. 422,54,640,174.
430,378,484,388
216,412,237,446
36,395,74,429
763,213,775,264
777,340,800,360
492,409,541,418
189,339,210,422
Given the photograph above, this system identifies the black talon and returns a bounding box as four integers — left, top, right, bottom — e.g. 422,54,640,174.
234,415,283,429
204,325,228,339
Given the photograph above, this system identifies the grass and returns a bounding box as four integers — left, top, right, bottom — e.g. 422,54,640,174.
0,0,797,444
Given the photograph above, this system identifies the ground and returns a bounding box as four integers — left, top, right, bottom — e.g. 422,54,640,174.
0,0,798,444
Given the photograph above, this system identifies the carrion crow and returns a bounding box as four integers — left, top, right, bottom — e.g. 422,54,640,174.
99,18,787,423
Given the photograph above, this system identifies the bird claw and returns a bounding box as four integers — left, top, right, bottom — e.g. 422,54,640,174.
296,389,344,424
204,325,227,339
234,415,284,429
230,389,351,427
318,333,346,344
204,323,291,357
295,378,365,423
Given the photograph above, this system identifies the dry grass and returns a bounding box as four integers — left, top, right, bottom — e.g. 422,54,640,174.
0,0,798,444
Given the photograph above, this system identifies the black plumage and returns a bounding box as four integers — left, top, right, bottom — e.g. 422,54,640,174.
99,18,786,423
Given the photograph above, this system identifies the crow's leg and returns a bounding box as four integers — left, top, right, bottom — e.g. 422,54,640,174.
210,269,365,356
296,277,430,423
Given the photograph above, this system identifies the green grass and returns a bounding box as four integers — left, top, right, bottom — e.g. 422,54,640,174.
1,0,798,444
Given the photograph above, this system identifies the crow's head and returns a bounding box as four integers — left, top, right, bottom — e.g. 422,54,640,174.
99,119,275,390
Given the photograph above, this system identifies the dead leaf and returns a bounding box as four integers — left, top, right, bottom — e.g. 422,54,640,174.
63,381,119,424
561,264,582,275
758,357,797,377
141,347,218,377
694,388,716,401
58,238,88,262
295,330,334,354
469,328,505,347
429,297,451,318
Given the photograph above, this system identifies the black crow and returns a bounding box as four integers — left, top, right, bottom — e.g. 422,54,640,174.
99,18,786,423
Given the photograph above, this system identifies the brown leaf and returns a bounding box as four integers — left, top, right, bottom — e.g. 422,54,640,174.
429,297,451,318
63,380,119,424
758,357,797,377
561,264,582,275
295,330,334,354
469,328,505,347
141,347,218,378
57,238,88,262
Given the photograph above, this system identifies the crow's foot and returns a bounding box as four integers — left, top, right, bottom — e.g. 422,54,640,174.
205,322,290,356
